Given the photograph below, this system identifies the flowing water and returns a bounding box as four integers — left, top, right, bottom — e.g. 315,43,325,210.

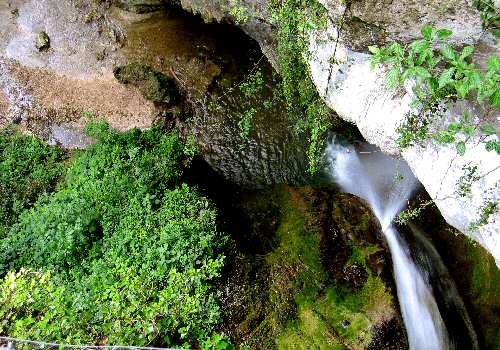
324,136,478,350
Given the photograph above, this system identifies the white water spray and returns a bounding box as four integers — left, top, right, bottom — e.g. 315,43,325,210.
325,138,450,350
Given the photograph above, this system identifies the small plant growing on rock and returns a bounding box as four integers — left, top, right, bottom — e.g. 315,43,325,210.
369,26,499,155
369,26,499,109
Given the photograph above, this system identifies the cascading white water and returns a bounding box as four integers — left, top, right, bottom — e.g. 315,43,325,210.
324,137,450,350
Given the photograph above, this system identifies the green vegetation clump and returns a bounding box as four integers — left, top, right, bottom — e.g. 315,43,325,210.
369,26,499,153
473,0,500,36
0,122,227,347
0,127,67,238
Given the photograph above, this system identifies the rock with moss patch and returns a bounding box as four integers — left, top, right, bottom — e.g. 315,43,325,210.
113,0,172,13
113,63,179,104
36,31,50,51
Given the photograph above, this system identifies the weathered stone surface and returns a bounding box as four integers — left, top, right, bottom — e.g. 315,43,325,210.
319,0,483,47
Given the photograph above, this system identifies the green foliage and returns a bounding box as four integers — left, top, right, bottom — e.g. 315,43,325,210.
229,0,250,25
270,0,333,173
456,163,480,197
396,200,434,225
473,0,500,36
369,26,499,110
395,112,430,149
236,69,264,139
0,127,67,238
0,122,227,347
469,201,498,232
370,26,500,155
201,334,236,350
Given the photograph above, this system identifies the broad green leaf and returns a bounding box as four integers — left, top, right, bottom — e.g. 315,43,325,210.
480,125,497,135
435,29,453,40
459,46,474,60
448,122,461,133
368,45,380,55
485,140,500,154
465,70,482,90
456,141,466,156
438,67,455,88
463,126,475,137
386,65,400,90
410,39,429,54
434,131,455,144
441,44,456,60
414,66,432,79
429,78,439,94
490,89,500,109
389,42,404,57
401,68,414,83
416,49,430,66
487,56,500,71
455,80,471,98
421,25,433,40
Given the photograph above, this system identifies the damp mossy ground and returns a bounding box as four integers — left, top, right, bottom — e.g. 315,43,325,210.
219,186,399,349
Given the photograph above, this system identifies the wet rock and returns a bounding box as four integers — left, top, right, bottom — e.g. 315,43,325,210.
113,63,179,104
35,31,50,51
367,318,409,350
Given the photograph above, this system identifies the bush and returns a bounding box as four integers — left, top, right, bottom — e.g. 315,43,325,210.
0,122,227,347
0,127,66,238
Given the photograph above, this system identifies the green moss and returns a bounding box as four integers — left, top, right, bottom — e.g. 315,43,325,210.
466,242,500,349
113,63,179,103
234,187,395,348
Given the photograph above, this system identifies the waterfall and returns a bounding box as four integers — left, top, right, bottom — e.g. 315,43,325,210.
324,136,477,350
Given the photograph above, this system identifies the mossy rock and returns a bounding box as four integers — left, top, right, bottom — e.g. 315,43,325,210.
113,63,179,104
36,31,50,51
218,186,407,349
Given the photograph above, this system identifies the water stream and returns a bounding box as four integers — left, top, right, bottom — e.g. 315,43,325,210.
324,136,478,350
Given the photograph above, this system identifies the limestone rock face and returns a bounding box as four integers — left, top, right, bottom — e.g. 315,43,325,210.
113,0,173,13
319,0,483,46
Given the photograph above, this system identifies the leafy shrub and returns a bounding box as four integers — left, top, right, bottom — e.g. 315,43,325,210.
0,127,66,238
0,122,227,347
